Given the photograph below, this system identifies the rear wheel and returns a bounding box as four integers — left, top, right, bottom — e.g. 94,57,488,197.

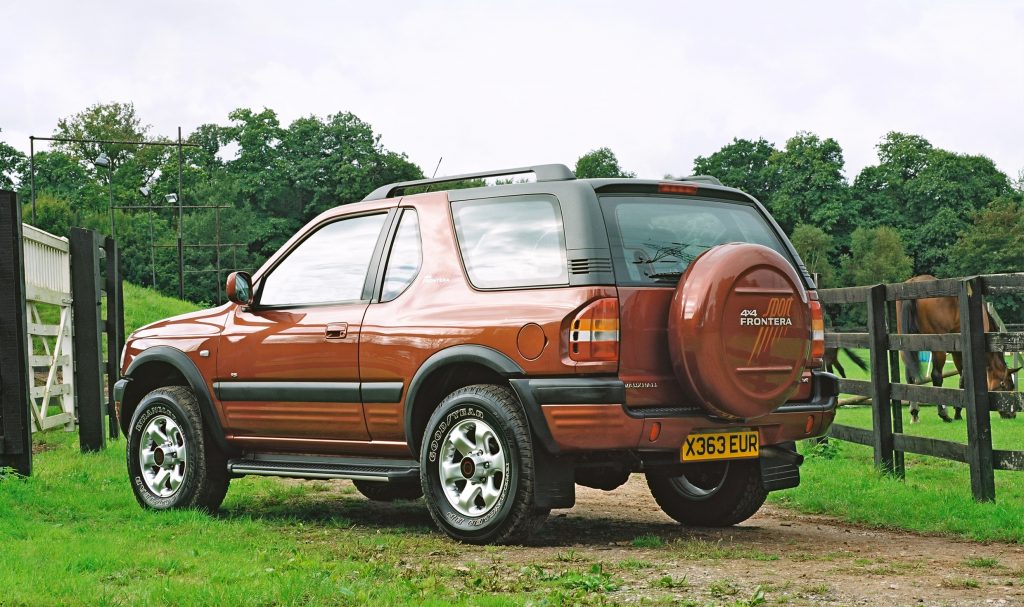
353,479,423,501
646,459,766,526
420,384,546,544
127,386,229,512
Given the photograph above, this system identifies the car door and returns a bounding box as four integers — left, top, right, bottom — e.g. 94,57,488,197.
216,209,394,450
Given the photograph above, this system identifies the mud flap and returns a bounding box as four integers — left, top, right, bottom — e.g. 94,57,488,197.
760,441,803,492
533,444,575,509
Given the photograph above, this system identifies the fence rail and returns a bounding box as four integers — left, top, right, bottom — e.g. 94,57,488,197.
822,273,1024,502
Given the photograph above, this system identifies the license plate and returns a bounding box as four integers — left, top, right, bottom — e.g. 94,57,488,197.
681,431,759,462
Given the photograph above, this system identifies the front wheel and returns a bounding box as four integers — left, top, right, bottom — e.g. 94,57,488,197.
646,459,766,527
127,386,229,512
419,384,545,544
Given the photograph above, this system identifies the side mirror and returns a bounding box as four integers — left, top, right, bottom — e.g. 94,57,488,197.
226,271,253,306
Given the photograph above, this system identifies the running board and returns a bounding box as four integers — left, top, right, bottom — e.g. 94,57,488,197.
227,454,419,482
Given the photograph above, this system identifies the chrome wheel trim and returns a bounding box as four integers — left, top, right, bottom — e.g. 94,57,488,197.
438,418,507,517
138,414,188,498
669,462,730,500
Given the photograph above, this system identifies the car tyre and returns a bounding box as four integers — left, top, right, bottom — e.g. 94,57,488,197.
353,479,423,501
420,384,545,544
127,386,229,512
646,459,766,527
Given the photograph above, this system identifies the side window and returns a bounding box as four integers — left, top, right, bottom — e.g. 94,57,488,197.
451,196,568,289
259,213,386,307
380,210,422,302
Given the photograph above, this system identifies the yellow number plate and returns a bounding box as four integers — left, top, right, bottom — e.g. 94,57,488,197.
681,431,759,462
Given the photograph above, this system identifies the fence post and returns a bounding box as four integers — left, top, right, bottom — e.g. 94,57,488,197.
104,236,124,440
867,284,895,473
71,228,106,452
887,299,905,478
960,277,996,502
0,190,33,476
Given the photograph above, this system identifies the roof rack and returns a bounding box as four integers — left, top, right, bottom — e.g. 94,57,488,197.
362,164,576,201
677,175,723,186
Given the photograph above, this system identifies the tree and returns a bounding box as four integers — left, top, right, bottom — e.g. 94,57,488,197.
841,226,913,287
691,137,778,205
0,130,25,190
767,132,851,236
790,224,836,287
574,147,635,178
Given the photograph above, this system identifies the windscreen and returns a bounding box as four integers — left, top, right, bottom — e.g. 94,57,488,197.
600,195,794,285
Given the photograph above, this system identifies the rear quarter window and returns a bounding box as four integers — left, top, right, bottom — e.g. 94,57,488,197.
452,195,569,290
600,195,794,285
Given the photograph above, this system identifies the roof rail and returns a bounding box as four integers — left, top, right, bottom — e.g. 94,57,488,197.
677,175,723,186
362,164,576,201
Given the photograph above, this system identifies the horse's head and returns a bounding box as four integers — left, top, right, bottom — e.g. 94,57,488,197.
988,356,1022,418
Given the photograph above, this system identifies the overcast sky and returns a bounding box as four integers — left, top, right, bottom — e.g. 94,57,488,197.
3,1,1023,182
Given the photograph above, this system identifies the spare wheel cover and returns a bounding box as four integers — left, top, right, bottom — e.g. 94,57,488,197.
668,243,810,419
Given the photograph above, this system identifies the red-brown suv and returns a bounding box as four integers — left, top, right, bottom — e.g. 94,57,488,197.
115,165,838,544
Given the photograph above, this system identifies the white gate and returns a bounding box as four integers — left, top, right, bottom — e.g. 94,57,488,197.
23,224,75,431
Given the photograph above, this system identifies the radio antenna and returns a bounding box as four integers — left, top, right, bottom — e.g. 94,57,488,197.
431,157,443,178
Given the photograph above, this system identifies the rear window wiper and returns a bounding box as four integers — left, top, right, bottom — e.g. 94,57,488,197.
647,271,684,282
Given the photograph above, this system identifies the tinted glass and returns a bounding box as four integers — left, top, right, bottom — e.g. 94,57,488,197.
452,196,568,289
260,213,386,306
600,195,792,284
381,210,421,302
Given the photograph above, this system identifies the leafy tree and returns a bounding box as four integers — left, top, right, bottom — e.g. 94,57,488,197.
790,224,836,287
767,132,851,236
691,137,778,204
841,226,913,287
53,102,151,169
0,130,25,190
574,147,635,179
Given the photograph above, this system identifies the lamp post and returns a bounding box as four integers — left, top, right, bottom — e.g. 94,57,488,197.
167,192,183,299
140,186,156,288
94,153,115,241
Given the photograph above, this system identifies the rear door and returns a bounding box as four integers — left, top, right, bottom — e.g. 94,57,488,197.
599,193,800,411
217,210,393,448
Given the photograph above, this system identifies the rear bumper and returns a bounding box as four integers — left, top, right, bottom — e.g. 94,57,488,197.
510,371,838,455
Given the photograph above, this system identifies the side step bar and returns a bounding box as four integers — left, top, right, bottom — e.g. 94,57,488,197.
227,454,419,482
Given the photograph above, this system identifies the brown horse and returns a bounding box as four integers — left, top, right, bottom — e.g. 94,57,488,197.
896,275,1020,423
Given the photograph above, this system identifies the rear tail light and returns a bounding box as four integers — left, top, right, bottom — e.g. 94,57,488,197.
569,298,619,362
658,183,699,195
808,293,825,366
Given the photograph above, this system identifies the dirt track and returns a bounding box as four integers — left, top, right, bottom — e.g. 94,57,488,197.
310,475,1024,606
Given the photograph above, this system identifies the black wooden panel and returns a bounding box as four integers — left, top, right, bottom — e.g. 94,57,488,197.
885,278,960,301
892,434,969,463
825,333,870,348
0,190,32,475
890,383,966,408
986,332,1024,353
867,285,895,473
980,273,1024,293
817,286,869,305
104,237,124,440
888,333,961,353
828,423,873,446
994,450,1024,471
71,229,106,452
960,277,995,502
837,378,873,397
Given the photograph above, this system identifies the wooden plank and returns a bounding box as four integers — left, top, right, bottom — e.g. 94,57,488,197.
986,332,1024,353
888,299,905,478
994,450,1024,471
39,413,74,430
866,285,895,473
22,223,70,251
29,354,71,367
1,193,33,475
71,228,106,452
817,286,870,305
25,284,71,306
26,323,60,336
30,384,71,398
828,423,874,446
825,332,870,348
890,383,966,408
888,333,961,353
960,277,995,502
837,378,873,397
886,278,960,301
892,434,969,463
980,273,1024,293
991,392,1023,416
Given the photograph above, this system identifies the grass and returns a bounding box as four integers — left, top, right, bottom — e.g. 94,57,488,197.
123,281,202,334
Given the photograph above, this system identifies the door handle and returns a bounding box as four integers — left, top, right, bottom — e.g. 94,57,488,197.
325,322,348,340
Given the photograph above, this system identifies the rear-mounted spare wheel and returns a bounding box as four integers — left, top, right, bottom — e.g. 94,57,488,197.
668,243,811,419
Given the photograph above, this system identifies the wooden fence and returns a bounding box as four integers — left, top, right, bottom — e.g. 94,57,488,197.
821,274,1024,502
